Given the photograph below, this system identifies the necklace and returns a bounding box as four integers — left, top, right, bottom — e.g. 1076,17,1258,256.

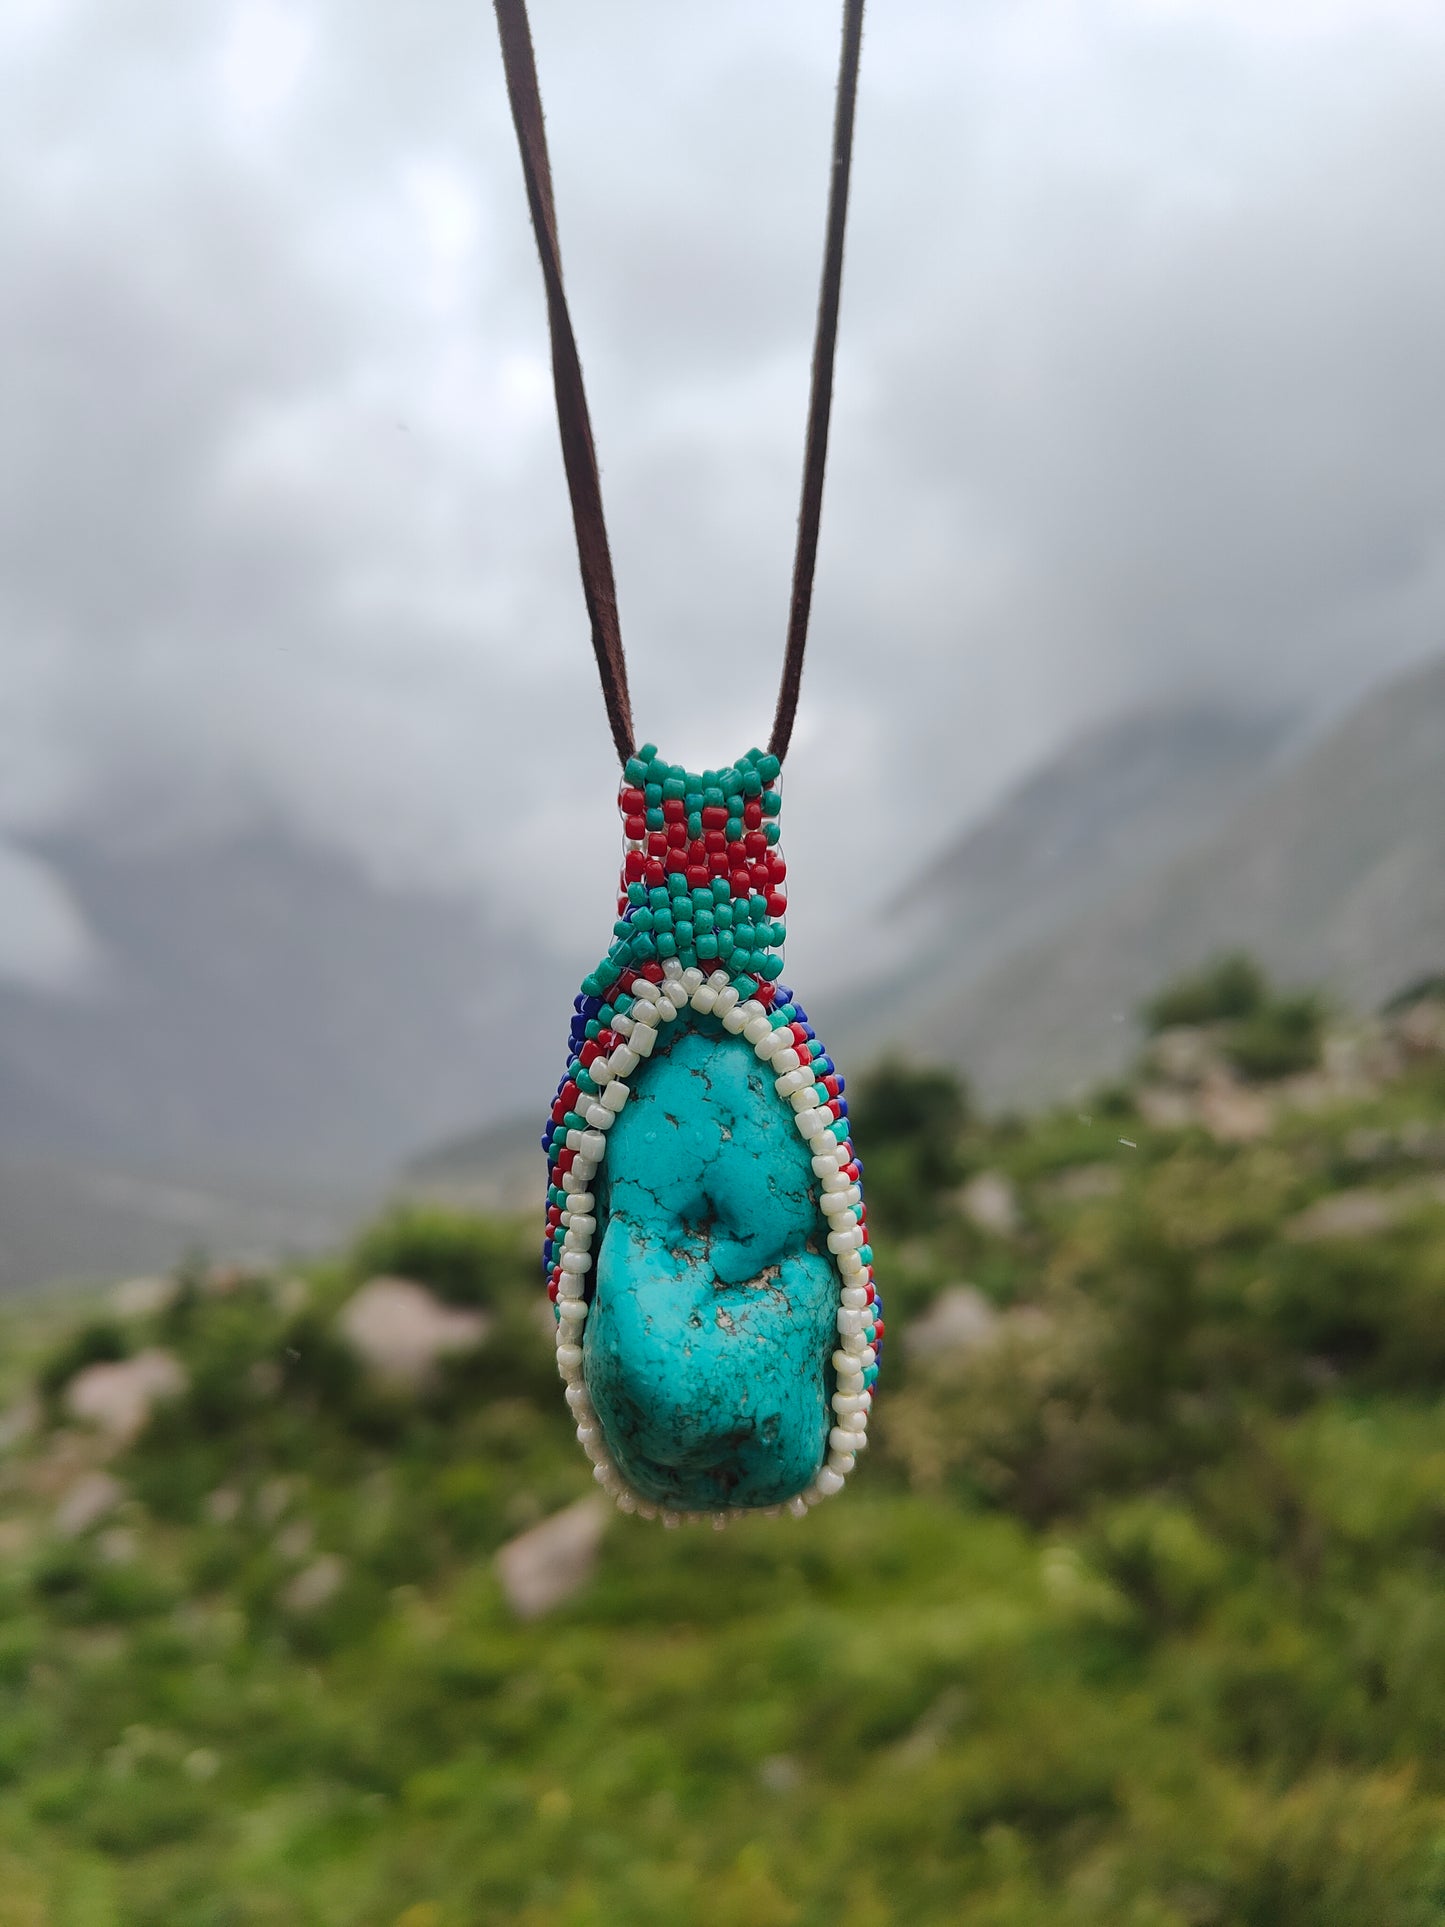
494,0,880,1523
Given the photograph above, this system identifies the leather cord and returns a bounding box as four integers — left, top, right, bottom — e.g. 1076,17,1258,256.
492,0,865,768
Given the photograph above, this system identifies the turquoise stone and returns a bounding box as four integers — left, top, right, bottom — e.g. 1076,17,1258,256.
584,1015,835,1509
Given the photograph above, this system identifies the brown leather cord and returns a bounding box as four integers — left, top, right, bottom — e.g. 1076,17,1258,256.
492,0,865,769
493,0,635,765
769,0,865,763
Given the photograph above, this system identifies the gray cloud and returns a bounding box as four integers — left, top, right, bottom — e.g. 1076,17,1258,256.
2,0,1443,994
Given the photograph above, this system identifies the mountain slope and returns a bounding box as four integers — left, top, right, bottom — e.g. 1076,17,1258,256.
925,653,1445,1102
0,826,574,1186
819,700,1295,1063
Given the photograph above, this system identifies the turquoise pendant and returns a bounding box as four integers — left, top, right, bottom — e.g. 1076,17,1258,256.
541,747,883,1523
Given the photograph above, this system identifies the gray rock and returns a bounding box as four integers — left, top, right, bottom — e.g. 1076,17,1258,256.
957,1171,1021,1237
54,1470,125,1538
496,1497,607,1620
338,1276,490,1390
65,1349,187,1442
282,1554,346,1614
903,1286,1000,1358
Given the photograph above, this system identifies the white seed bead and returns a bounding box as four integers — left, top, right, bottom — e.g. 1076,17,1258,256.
611,1013,635,1037
585,1103,611,1130
830,1426,865,1455
692,986,718,1014
572,1157,597,1184
609,1045,639,1077
561,1250,591,1276
557,1278,585,1302
811,1153,841,1180
838,1251,865,1278
558,1298,587,1323
561,1171,586,1195
815,1468,846,1498
838,1287,869,1309
820,1169,851,1193
655,996,678,1023
792,1088,821,1115
860,1345,877,1368
662,957,683,980
714,987,740,1018
841,1332,866,1357
567,1213,596,1236
753,1029,783,1060
631,1025,656,1057
743,1016,772,1046
821,1192,855,1220
836,1306,865,1335
602,1082,629,1114
708,970,730,988
564,1384,592,1412
722,1006,749,1034
567,1192,594,1214
562,1229,591,1254
827,1449,857,1475
591,1059,614,1086
796,1110,826,1139
832,1391,868,1414
681,967,704,992
836,1375,865,1398
771,1047,801,1075
556,1344,583,1374
631,980,659,1005
787,1495,810,1517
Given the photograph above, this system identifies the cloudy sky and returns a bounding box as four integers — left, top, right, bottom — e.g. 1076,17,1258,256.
3,0,1444,996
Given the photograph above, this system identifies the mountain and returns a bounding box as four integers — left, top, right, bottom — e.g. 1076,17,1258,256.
904,653,1445,1104
818,700,1296,1069
0,825,574,1189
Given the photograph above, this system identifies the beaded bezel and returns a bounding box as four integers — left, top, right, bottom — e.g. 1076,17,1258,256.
541,747,883,1524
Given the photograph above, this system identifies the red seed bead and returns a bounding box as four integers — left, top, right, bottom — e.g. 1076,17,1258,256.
687,863,710,888
666,848,686,873
663,797,686,822
595,1030,617,1051
708,851,728,876
624,814,646,839
873,1319,886,1341
865,1283,876,1302
647,831,667,858
843,1162,860,1182
743,799,763,829
704,829,726,853
624,851,645,882
579,1041,600,1067
822,1075,840,1098
644,860,666,887
756,980,776,1007
560,1081,579,1109
550,1100,566,1124
744,830,767,860
767,889,787,916
548,1279,559,1302
790,1024,809,1047
701,805,728,829
641,961,665,982
557,1149,576,1174
767,853,787,881
621,786,645,814
730,869,750,896
667,822,687,849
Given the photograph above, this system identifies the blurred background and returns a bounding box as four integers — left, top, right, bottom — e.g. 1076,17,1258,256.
2,0,1445,1920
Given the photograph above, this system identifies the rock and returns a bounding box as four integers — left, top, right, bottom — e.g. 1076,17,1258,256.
111,1275,176,1317
585,1022,835,1511
1286,1189,1408,1242
1198,1077,1275,1143
1148,1026,1217,1084
206,1487,242,1525
338,1277,490,1390
903,1286,999,1358
65,1349,187,1442
281,1553,345,1614
1136,1086,1197,1131
54,1470,125,1538
495,1497,607,1620
957,1170,1021,1237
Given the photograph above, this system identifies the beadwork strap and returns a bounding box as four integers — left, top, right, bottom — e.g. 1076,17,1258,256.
492,0,866,768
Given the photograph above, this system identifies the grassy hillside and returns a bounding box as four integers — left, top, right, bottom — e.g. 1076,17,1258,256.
2,985,1445,1923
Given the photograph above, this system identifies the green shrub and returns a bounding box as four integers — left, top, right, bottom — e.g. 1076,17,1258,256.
1143,953,1266,1032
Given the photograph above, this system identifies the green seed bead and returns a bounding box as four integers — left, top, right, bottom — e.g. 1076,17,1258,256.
758,753,781,782
650,887,670,910
577,1071,598,1096
564,1110,585,1131
697,931,719,960
652,906,673,931
663,776,685,801
655,932,677,958
669,872,688,897
624,756,647,784
674,920,693,947
742,768,763,797
762,788,782,815
687,811,702,839
638,742,659,761
758,952,784,981
716,930,734,958
612,919,631,938
632,908,653,932
630,932,656,961
732,973,759,998
711,877,730,902
703,785,724,807
645,782,662,807
627,882,646,906
645,807,664,831
765,821,780,845
598,1004,614,1024
694,906,715,933
725,816,743,841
